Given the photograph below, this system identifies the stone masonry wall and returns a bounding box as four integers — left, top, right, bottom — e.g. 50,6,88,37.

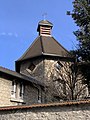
44,58,88,102
20,57,58,85
20,58,44,83
0,76,44,107
0,101,90,120
0,77,17,106
20,58,73,102
20,57,66,85
20,57,89,102
24,83,44,105
21,58,61,102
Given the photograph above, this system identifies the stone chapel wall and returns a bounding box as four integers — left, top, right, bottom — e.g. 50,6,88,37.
0,101,90,120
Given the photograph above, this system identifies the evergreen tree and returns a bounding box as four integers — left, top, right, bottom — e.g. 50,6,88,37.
67,0,90,89
68,0,90,61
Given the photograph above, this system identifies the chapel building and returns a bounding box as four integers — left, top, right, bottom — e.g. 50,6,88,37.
0,20,88,106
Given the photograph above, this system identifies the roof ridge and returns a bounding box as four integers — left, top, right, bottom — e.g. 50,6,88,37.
51,36,72,56
16,35,73,63
16,36,40,61
40,36,44,53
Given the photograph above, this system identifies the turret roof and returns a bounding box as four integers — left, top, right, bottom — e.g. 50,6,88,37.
17,36,72,62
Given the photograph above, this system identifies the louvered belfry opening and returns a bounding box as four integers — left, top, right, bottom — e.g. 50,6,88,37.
40,26,51,35
37,20,53,36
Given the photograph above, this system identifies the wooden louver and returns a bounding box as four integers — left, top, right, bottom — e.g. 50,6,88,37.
40,26,51,35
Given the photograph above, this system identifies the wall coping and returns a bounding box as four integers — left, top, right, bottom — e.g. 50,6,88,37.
0,99,90,111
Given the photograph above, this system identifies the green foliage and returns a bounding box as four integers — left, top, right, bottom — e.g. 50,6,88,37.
71,0,90,61
68,0,90,88
79,62,90,89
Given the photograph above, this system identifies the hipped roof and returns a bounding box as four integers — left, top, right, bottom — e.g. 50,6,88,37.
17,36,72,62
38,20,53,26
37,20,53,31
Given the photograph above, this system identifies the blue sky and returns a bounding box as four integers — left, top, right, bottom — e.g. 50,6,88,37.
0,0,78,70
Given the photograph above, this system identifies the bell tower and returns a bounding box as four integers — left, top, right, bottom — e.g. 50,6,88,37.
37,20,53,36
16,20,72,80
16,20,73,102
15,20,73,102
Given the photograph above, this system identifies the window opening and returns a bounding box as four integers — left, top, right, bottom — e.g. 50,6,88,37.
55,61,63,70
38,89,42,103
20,82,24,99
28,63,36,71
11,80,16,98
11,80,24,100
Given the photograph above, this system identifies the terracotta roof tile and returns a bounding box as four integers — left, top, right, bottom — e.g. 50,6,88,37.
0,100,90,111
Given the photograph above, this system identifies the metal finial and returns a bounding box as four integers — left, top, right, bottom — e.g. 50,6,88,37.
42,13,47,20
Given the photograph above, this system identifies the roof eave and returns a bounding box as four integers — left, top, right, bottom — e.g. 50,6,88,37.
42,52,73,58
0,67,44,87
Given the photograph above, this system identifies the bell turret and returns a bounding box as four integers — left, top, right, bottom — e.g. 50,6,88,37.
37,20,53,36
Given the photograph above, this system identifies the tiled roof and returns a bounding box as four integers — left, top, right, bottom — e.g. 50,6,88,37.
0,66,44,86
16,36,72,62
0,100,90,111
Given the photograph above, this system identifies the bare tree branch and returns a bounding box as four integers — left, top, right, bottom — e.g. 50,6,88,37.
46,61,88,101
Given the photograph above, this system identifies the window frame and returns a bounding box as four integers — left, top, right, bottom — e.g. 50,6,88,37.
38,88,42,103
11,80,25,103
